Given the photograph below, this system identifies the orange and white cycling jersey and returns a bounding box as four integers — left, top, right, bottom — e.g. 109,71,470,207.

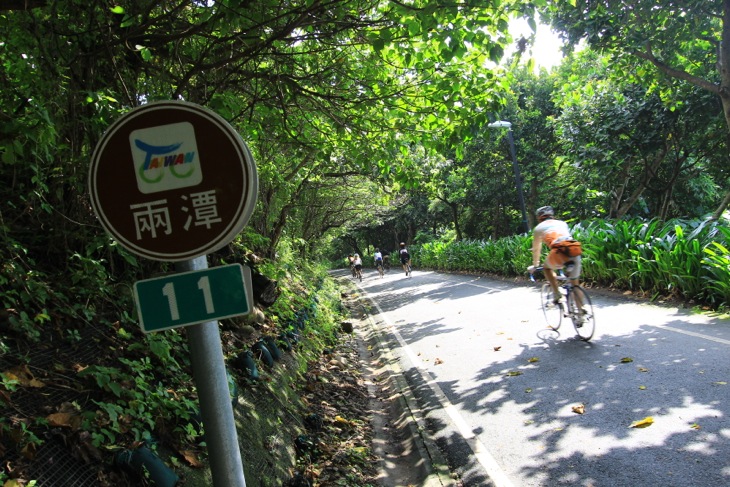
532,218,581,276
533,219,572,249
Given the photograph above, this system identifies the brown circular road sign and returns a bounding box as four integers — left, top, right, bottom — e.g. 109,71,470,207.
89,101,258,261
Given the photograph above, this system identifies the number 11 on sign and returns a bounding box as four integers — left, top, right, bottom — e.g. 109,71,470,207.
134,264,252,333
161,276,216,320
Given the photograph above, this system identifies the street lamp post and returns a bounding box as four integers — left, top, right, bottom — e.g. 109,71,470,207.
488,120,529,233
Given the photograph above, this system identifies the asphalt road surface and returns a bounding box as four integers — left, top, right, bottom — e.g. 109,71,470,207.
349,267,730,487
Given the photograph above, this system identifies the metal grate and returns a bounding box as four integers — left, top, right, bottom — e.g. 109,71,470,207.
0,324,116,487
27,439,100,487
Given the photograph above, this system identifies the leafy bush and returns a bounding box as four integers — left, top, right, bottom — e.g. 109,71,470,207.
411,217,730,308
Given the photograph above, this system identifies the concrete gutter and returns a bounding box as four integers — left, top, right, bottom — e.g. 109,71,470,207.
348,283,456,486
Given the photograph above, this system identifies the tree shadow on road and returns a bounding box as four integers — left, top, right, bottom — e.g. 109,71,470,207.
428,322,729,486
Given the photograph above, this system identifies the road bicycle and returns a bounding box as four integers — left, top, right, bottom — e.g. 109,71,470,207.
529,266,595,341
375,262,385,278
354,266,363,282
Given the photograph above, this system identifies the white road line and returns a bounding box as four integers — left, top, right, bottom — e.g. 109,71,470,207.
661,325,730,345
366,294,515,487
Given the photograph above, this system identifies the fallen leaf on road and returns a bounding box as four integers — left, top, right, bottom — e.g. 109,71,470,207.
690,423,701,430
638,367,649,372
528,357,539,363
713,381,726,385
638,385,646,390
620,357,634,363
525,388,532,393
434,358,443,365
506,371,523,377
493,346,501,351
629,416,654,428
572,404,585,414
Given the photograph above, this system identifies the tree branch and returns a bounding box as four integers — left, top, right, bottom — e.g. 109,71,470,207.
632,45,721,95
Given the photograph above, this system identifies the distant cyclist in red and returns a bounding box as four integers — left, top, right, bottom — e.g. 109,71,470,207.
528,206,583,307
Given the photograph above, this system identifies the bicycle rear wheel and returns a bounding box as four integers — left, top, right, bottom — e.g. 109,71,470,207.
567,286,595,341
541,283,562,330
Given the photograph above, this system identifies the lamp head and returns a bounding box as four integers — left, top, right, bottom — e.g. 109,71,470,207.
487,120,512,129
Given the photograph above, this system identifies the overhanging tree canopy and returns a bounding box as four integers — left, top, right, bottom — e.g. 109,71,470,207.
543,0,730,218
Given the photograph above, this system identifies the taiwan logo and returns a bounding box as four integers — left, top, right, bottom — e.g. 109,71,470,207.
129,122,202,194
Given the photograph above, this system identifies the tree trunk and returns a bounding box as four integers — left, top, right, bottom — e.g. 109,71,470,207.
609,158,633,218
615,145,668,218
711,188,730,220
444,200,462,241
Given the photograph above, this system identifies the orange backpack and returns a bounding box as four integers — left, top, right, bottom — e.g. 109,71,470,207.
551,239,582,257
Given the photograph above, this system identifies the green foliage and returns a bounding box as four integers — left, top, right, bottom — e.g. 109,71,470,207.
575,217,730,306
702,237,730,307
410,216,730,308
77,350,201,448
412,234,532,276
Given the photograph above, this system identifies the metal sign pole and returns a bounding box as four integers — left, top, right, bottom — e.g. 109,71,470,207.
176,255,246,487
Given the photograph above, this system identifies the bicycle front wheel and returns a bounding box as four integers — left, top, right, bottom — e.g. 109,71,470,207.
567,286,595,341
541,283,562,330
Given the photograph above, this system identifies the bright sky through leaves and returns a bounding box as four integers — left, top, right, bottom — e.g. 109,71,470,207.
509,18,565,70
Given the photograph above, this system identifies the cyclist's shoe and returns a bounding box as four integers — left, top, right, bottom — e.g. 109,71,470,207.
572,309,587,327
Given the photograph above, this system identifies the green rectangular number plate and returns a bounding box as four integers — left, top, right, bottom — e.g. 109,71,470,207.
134,264,252,333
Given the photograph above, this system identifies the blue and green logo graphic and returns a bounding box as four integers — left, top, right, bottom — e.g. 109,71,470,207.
129,122,202,194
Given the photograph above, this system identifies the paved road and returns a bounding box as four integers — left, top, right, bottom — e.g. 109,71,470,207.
349,267,730,487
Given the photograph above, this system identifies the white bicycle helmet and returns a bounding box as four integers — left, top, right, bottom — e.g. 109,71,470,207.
536,206,554,221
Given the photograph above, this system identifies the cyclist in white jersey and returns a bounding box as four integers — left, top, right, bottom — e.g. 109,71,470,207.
373,249,383,267
528,206,583,305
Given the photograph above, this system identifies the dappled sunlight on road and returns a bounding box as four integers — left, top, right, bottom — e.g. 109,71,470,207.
346,268,730,486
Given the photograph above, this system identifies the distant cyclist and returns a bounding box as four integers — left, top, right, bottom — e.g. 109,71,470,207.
528,206,583,307
353,253,363,279
374,248,384,276
347,254,356,277
398,242,411,276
